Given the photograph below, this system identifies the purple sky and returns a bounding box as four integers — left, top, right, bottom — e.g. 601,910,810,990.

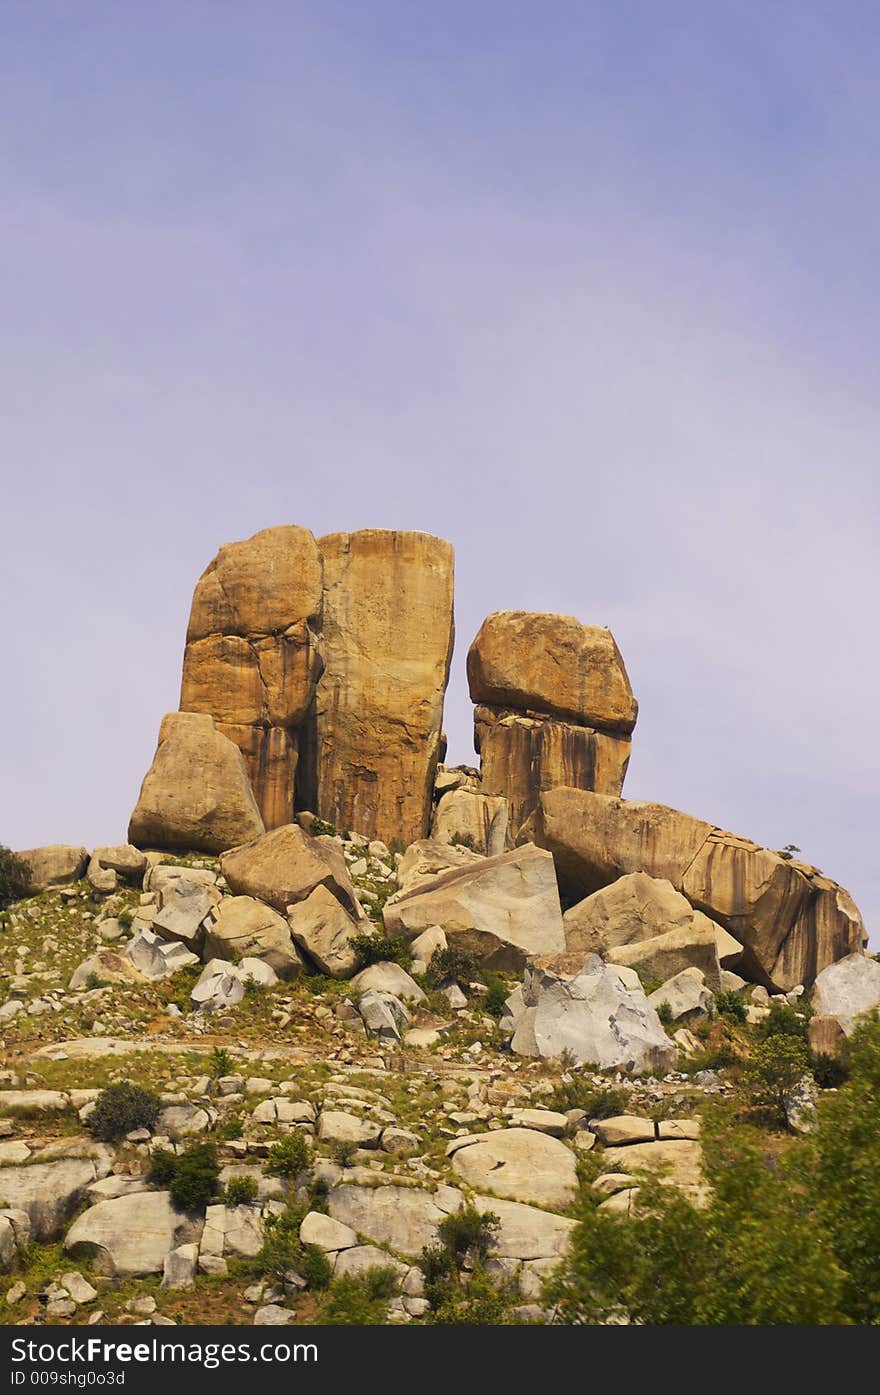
2,2,877,942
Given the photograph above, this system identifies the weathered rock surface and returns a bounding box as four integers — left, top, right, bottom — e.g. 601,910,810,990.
392,839,484,897
506,953,677,1071
607,922,722,991
328,1184,461,1258
68,951,148,991
811,954,880,1035
66,1192,203,1276
0,1160,98,1241
526,789,864,989
473,1195,576,1260
15,845,89,892
602,1140,706,1204
123,929,199,980
302,529,455,848
383,844,564,970
467,612,638,732
180,525,324,829
563,872,693,956
431,788,509,857
203,896,304,979
648,967,715,1022
450,1129,577,1209
350,962,426,1005
129,712,265,854
287,885,363,979
220,825,360,918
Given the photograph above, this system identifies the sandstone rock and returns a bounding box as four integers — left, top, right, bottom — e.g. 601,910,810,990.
123,929,199,980
591,1116,656,1146
201,1203,266,1259
526,789,864,989
507,953,676,1071
302,529,455,848
608,923,722,991
203,896,304,979
14,845,89,893
253,1304,295,1325
157,1103,213,1137
430,789,509,857
475,705,632,838
287,885,363,979
808,1014,848,1058
65,1192,203,1277
180,525,323,829
328,1184,461,1258
648,967,715,1022
563,873,693,957
467,612,637,732
357,989,410,1043
383,844,565,971
191,959,245,1012
151,875,220,949
129,712,265,854
811,954,880,1034
507,1108,569,1137
350,962,426,1005
60,1271,98,1304
392,840,484,898
0,1160,94,1249
221,825,360,918
161,1242,198,1290
69,951,148,991
91,845,148,881
333,1246,408,1281
450,1128,577,1209
603,1139,707,1204
784,1076,819,1135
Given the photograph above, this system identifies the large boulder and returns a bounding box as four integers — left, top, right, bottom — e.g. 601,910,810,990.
564,873,693,955
287,885,363,979
68,951,149,991
467,612,638,732
14,845,89,893
220,825,360,918
65,1192,203,1277
392,839,485,897
648,967,715,1023
151,873,221,950
350,962,426,1005
811,954,880,1035
506,953,677,1071
526,789,865,990
301,529,455,848
607,921,723,991
203,896,304,979
327,1183,461,1258
430,788,509,857
449,1129,577,1209
128,712,265,854
0,1160,98,1240
180,525,324,830
383,844,565,970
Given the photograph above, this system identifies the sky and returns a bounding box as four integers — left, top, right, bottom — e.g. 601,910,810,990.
1,2,878,943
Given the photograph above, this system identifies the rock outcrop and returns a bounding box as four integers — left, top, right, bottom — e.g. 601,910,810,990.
301,530,455,848
179,525,324,830
383,844,565,970
220,825,361,918
468,613,636,837
811,953,880,1035
525,788,865,990
15,846,89,893
430,787,509,856
129,712,265,854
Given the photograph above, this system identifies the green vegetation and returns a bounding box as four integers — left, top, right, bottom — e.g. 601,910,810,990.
0,846,32,902
426,945,477,988
256,1204,331,1291
350,932,413,970
419,1205,508,1323
482,975,509,1018
265,1130,309,1179
743,1034,810,1123
545,1079,629,1119
89,1082,162,1141
224,1175,259,1206
714,989,747,1023
150,1141,221,1211
210,1047,234,1077
546,1016,880,1325
316,1267,399,1324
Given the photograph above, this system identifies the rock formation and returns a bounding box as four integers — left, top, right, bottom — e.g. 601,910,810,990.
468,612,636,837
179,525,324,830
301,529,455,848
128,712,265,854
525,787,866,990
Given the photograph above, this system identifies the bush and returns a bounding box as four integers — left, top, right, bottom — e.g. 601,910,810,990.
420,1205,500,1314
89,1082,162,1141
266,1130,309,1179
656,1001,674,1026
350,932,412,970
429,1266,515,1325
426,945,477,989
437,1206,499,1264
755,1001,811,1042
210,1047,233,1077
811,1051,849,1090
449,832,478,852
148,1148,178,1186
0,847,31,902
546,1080,629,1119
300,1244,333,1290
168,1142,220,1212
482,975,509,1019
257,1204,331,1291
224,1174,259,1206
316,1267,399,1324
714,989,747,1023
744,1035,811,1123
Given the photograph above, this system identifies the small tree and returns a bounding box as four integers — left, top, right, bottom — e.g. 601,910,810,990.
89,1082,162,1141
0,847,31,902
744,1035,811,1123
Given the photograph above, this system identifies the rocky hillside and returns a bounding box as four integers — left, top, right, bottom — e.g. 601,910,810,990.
2,521,876,1327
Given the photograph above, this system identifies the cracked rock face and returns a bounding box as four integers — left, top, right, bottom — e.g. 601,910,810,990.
180,525,324,830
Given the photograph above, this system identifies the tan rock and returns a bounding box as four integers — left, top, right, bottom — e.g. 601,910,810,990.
467,612,637,732
392,839,484,898
128,712,265,854
606,921,722,991
203,896,304,979
474,704,631,838
527,788,864,990
450,1128,577,1209
302,529,454,847
808,1014,848,1058
287,885,363,979
14,846,89,892
430,788,509,856
180,525,324,828
220,825,360,917
383,844,565,971
563,873,694,958
602,1139,706,1204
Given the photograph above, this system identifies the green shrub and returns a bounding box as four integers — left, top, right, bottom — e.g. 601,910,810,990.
546,1080,629,1119
328,1139,358,1168
148,1148,178,1186
426,945,477,989
449,832,478,852
482,975,509,1019
350,932,412,970
420,1205,500,1314
300,1244,332,1290
168,1141,220,1212
0,846,31,902
316,1267,399,1324
266,1130,309,1179
224,1174,259,1206
218,1117,243,1141
117,908,134,929
89,1082,162,1141
656,1001,674,1026
429,1266,515,1325
811,1051,849,1090
210,1046,233,1077
714,989,747,1023
257,1204,306,1281
744,1035,811,1123
310,818,338,837
437,1205,499,1263
755,1001,811,1042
